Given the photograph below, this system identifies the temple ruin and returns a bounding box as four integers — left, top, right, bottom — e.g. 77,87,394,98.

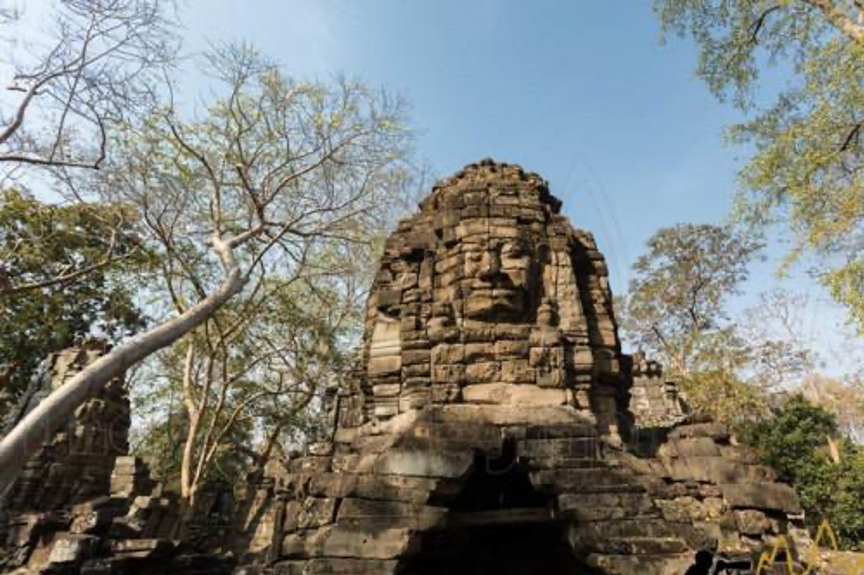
1,160,818,574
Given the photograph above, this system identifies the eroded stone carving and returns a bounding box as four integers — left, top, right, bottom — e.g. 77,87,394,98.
339,159,624,441
234,160,819,575
0,345,230,575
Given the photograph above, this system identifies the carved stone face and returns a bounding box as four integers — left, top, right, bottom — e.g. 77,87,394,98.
461,237,535,320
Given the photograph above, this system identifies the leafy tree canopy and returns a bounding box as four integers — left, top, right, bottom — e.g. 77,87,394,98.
655,0,864,330
622,223,763,377
0,189,148,420
738,394,864,550
621,223,769,423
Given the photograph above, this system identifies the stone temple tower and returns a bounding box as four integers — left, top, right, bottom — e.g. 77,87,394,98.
345,158,626,443
241,160,809,575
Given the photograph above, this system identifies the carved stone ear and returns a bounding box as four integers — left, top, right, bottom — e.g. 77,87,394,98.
541,248,586,334
536,241,550,263
376,287,402,317
367,314,401,378
537,297,559,328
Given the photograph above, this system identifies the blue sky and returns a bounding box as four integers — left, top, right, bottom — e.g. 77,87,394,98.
4,1,854,364
181,1,747,286
173,1,857,364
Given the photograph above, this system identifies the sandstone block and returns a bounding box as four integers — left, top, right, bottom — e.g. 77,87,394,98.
372,402,399,418
664,456,750,484
536,368,567,388
495,340,529,358
464,343,495,362
45,534,100,570
402,363,430,377
372,384,400,398
283,526,416,560
399,390,431,411
353,474,446,504
286,456,332,474
109,538,175,559
431,364,465,384
462,383,569,406
303,558,399,575
500,360,535,383
431,344,464,364
430,383,461,403
585,552,693,575
495,324,532,340
531,468,641,493
400,349,429,365
558,493,655,519
669,423,730,441
284,497,337,531
308,473,358,499
734,509,772,535
464,362,499,383
374,450,473,479
336,498,445,530
367,356,401,377
331,453,378,474
518,438,597,460
432,404,588,427
663,437,721,458
720,483,801,514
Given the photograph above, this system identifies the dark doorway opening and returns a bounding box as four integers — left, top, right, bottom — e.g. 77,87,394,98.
445,441,546,512
404,446,602,575
403,523,593,575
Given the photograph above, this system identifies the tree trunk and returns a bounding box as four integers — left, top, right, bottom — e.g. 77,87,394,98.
180,344,201,503
0,266,246,496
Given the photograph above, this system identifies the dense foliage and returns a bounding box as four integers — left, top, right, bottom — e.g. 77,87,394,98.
655,0,864,330
738,395,864,550
622,223,763,376
620,223,771,422
0,189,148,421
93,45,416,502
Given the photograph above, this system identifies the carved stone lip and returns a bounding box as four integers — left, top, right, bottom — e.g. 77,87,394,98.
469,281,520,294
491,288,518,299
464,288,521,305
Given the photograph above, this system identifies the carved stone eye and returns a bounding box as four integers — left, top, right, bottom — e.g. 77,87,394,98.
502,243,526,258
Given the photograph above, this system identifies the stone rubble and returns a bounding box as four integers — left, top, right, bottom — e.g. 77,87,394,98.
0,346,230,575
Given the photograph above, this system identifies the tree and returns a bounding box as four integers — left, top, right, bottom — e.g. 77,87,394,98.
0,44,416,495
620,223,770,423
800,373,864,443
0,0,177,174
654,0,864,330
622,223,763,376
167,275,359,505
738,288,820,388
0,188,147,421
132,275,356,501
739,394,864,550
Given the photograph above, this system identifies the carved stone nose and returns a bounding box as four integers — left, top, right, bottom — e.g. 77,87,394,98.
478,249,501,279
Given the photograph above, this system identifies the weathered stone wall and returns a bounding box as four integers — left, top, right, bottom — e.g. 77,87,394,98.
338,159,626,444
0,160,824,575
1,342,129,514
626,352,690,429
244,406,807,575
234,161,815,575
0,346,229,575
